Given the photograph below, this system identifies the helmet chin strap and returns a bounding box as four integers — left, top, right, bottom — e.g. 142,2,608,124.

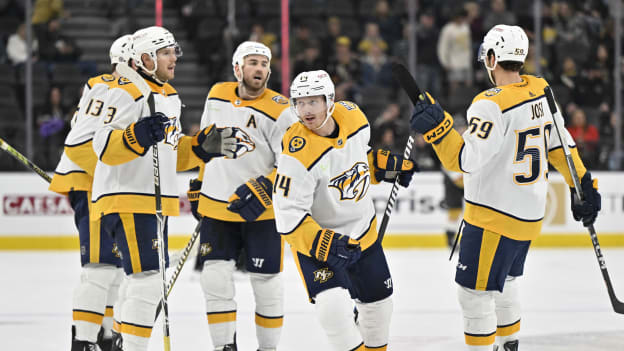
313,102,335,131
484,56,498,86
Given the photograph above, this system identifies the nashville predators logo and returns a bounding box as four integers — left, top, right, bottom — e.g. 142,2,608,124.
112,243,122,259
200,243,212,256
164,119,180,150
328,162,371,202
313,268,334,283
228,127,255,158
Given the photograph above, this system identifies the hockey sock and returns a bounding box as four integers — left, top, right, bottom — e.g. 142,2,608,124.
458,285,496,350
120,271,161,351
355,296,392,350
315,287,363,351
201,260,237,348
73,264,119,343
494,276,520,347
250,272,284,350
102,269,124,339
113,274,129,335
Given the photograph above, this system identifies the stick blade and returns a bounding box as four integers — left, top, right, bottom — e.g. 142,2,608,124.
391,62,421,105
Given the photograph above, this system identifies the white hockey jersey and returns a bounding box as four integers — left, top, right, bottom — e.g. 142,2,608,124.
91,74,201,219
433,75,586,240
196,82,296,221
49,74,118,195
273,101,380,256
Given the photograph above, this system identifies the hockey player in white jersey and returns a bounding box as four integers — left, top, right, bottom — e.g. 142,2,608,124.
49,34,132,351
90,26,240,351
409,25,601,351
192,41,297,351
273,70,417,351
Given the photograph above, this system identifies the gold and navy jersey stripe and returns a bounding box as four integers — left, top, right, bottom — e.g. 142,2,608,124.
497,319,521,337
91,192,180,220
73,309,104,325
120,321,153,338
207,82,290,121
464,330,496,346
206,310,237,324
463,199,543,241
64,139,98,176
49,170,92,194
197,192,275,222
282,101,369,171
255,312,284,329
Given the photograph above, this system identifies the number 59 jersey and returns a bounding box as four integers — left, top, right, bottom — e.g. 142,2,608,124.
436,75,584,241
273,102,379,256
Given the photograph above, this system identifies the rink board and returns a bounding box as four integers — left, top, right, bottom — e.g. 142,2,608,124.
0,172,622,249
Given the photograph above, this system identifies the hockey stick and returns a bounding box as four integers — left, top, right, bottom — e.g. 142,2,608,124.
154,218,202,320
117,63,173,348
0,137,52,183
544,86,624,314
378,63,421,241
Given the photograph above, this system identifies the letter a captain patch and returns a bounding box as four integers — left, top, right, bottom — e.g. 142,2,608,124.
247,114,257,128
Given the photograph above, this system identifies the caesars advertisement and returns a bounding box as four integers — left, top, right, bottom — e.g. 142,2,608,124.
0,172,622,244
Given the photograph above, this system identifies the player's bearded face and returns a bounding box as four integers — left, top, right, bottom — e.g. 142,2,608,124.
295,95,327,130
241,55,270,92
154,47,177,82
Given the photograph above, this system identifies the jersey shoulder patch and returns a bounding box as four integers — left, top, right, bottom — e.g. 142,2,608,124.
87,74,117,89
282,123,332,170
332,101,369,134
472,75,549,112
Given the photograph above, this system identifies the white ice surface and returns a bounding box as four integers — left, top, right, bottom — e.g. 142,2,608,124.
2,248,624,350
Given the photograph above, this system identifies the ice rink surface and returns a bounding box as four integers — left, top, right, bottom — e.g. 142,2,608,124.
2,247,624,350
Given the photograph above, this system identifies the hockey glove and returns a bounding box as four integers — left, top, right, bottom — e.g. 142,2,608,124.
310,229,361,270
187,178,202,221
227,176,273,222
409,92,454,144
192,124,239,163
571,172,601,227
123,112,169,153
372,149,419,187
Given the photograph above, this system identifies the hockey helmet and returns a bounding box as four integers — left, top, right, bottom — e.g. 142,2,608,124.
130,26,182,83
232,41,272,82
290,70,335,129
478,25,529,68
109,34,133,65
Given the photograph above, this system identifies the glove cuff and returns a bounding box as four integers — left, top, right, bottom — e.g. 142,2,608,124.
423,112,454,144
313,229,335,262
123,123,147,155
247,177,272,208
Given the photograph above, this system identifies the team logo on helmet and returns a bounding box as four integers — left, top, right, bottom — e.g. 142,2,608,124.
229,127,255,158
328,162,371,202
288,136,306,153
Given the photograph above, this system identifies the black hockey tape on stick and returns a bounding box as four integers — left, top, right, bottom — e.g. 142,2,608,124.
117,63,174,344
0,137,52,183
377,63,421,241
544,86,624,314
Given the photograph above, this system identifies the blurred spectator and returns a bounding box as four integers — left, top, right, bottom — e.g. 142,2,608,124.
360,42,393,88
415,11,442,97
291,23,314,61
37,19,81,62
31,0,67,25
567,108,599,168
465,2,485,53
36,86,71,169
292,41,323,77
321,17,342,64
370,0,402,48
558,57,578,93
358,22,388,54
250,23,278,53
523,45,549,79
553,2,591,67
6,23,38,65
326,36,362,101
437,8,472,93
576,44,611,107
482,0,516,31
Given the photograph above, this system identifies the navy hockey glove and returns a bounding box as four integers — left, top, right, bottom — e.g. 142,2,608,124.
571,172,601,227
192,125,239,163
123,112,169,154
187,178,202,221
227,176,273,222
310,229,361,270
409,92,454,144
372,149,419,187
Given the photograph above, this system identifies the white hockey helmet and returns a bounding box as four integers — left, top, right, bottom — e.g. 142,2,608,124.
290,70,335,129
130,26,182,82
232,41,272,82
109,34,132,65
478,25,529,67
